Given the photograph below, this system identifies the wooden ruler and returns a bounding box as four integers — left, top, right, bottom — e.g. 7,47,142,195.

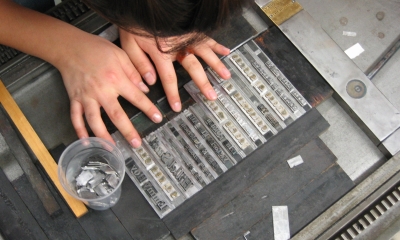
0,80,88,218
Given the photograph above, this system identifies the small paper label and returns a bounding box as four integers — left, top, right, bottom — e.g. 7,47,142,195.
272,206,290,240
345,43,365,59
343,31,357,37
287,155,304,168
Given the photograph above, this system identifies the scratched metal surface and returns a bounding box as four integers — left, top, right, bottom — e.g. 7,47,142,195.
298,0,400,74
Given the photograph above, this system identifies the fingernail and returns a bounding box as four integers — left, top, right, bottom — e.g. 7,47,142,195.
173,102,182,112
223,46,231,54
130,138,141,148
81,138,90,146
138,81,149,93
222,68,231,79
207,89,217,100
152,113,163,123
143,72,156,85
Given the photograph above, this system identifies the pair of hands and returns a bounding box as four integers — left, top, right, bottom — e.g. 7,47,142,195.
59,29,231,148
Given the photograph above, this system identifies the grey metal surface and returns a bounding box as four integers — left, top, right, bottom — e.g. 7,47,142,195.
373,43,400,157
316,98,384,181
294,0,400,159
367,39,400,80
292,151,400,240
297,0,400,75
380,128,400,159
242,6,269,34
346,192,400,240
372,45,400,112
271,8,400,150
317,157,400,239
376,219,400,240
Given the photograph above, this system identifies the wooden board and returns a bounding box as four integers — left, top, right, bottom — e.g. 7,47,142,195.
245,163,353,239
111,179,171,240
163,108,330,238
191,138,354,239
78,208,133,240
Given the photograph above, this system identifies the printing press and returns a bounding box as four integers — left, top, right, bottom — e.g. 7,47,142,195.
1,0,400,239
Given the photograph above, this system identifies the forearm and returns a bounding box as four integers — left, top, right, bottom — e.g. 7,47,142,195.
0,0,91,68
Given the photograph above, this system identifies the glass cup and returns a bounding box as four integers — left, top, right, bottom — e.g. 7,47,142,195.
58,137,125,210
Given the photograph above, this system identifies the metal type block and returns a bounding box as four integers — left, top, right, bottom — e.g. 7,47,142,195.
184,111,235,168
238,43,310,116
230,89,271,136
167,123,217,181
215,88,265,144
257,104,282,130
168,121,226,177
185,82,258,151
263,91,290,120
190,104,246,159
146,132,200,198
156,127,207,190
165,136,208,187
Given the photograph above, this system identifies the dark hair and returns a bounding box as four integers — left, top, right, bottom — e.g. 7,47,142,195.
83,0,251,52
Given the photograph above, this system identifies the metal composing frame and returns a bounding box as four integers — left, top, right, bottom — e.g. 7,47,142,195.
113,37,312,217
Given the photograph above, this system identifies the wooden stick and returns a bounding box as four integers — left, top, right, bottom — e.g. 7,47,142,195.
0,80,88,218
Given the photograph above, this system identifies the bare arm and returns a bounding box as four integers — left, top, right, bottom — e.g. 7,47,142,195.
0,0,163,147
0,0,82,65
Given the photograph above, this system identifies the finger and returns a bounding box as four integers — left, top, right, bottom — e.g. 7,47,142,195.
180,53,217,101
207,39,231,56
195,41,231,80
99,96,142,148
124,41,157,86
117,80,163,124
70,100,89,139
83,99,115,144
151,55,182,112
117,51,151,93
119,30,157,86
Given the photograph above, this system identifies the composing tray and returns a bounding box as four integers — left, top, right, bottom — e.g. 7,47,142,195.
112,38,312,218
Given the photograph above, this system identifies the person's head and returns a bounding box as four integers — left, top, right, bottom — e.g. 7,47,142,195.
83,0,252,52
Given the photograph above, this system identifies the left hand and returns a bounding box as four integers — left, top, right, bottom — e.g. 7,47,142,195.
119,29,232,112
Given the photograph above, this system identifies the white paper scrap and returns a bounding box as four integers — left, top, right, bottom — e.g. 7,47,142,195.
243,231,251,240
345,43,364,59
343,31,357,37
272,206,290,240
287,155,304,168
